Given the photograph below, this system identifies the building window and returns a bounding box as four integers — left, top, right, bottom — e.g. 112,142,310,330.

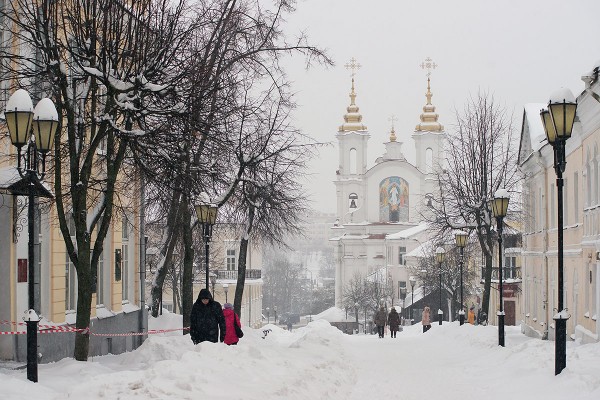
226,248,236,270
65,215,77,311
574,172,579,223
398,281,407,300
398,246,406,265
349,193,358,210
97,250,104,305
550,184,555,228
349,148,357,174
425,147,433,173
504,256,517,279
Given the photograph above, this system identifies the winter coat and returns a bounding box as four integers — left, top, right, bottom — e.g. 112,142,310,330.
422,307,431,325
190,289,226,344
388,309,401,331
467,309,476,325
223,308,242,345
373,307,387,327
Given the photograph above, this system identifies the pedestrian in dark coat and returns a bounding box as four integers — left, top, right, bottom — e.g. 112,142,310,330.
388,307,401,338
373,306,387,338
223,303,242,346
190,289,226,344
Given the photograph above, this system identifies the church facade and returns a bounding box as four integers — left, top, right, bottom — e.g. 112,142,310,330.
331,73,446,309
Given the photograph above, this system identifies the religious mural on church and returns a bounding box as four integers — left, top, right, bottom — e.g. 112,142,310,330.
379,177,409,222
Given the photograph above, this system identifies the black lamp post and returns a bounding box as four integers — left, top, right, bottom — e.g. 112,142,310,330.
435,246,445,326
4,89,58,383
223,283,229,303
274,306,278,324
409,276,416,324
354,301,359,327
455,230,468,326
491,188,510,347
540,88,577,375
266,307,270,324
194,200,218,291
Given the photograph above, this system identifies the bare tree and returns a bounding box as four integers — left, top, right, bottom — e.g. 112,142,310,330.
1,0,192,360
135,0,331,326
425,91,520,321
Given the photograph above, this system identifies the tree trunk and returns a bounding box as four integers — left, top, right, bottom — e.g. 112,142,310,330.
73,247,92,361
181,198,194,332
234,205,255,317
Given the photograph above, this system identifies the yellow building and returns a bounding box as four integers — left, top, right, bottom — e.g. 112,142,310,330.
518,62,600,343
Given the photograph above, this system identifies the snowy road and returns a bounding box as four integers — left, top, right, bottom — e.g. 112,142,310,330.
1,315,600,400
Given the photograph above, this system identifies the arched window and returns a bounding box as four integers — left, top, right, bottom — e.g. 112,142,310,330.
586,148,591,207
425,148,433,173
592,144,600,205
349,148,357,175
348,193,358,210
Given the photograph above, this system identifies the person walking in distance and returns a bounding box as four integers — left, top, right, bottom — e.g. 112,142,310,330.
190,288,226,344
373,305,387,338
387,307,401,338
422,305,432,333
222,303,242,345
467,305,476,325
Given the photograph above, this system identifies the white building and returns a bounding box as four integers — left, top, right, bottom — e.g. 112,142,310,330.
330,74,446,307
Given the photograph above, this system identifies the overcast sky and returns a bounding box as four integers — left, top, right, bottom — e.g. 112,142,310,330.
280,0,600,214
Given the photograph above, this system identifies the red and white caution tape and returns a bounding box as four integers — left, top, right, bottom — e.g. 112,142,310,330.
1,321,189,336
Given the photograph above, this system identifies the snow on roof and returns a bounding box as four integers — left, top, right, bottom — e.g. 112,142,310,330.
386,222,428,240
405,239,435,258
524,103,547,151
313,307,352,322
0,166,20,190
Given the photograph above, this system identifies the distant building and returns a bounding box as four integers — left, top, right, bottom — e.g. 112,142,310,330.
330,62,446,308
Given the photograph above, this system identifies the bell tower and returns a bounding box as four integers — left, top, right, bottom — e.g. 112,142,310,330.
413,57,446,175
335,58,369,223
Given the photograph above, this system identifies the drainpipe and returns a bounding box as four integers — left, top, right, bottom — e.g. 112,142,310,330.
139,170,147,345
537,152,550,340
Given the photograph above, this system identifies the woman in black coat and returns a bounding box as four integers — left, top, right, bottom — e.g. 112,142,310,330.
190,289,226,344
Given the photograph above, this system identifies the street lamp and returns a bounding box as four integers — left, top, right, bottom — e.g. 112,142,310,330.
274,306,278,324
455,230,469,326
435,246,445,326
354,301,359,330
4,89,58,383
194,199,218,291
266,307,270,324
222,283,229,303
540,88,577,375
491,188,510,347
409,276,416,324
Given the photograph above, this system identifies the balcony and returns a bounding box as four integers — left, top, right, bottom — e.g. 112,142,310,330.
479,266,522,283
216,269,262,280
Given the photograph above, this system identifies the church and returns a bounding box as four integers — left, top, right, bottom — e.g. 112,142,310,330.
330,59,447,309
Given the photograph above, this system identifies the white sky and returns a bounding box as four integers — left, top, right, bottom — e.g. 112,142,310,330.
3,309,599,399
282,0,600,213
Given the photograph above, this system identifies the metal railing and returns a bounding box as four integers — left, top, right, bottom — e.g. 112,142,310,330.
216,269,261,280
480,266,522,282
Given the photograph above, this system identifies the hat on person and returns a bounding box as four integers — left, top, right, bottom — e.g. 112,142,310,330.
198,288,212,300
223,303,233,310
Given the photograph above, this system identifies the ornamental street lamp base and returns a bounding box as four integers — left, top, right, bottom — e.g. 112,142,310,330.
498,314,505,347
26,319,39,382
459,313,465,326
554,317,568,375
